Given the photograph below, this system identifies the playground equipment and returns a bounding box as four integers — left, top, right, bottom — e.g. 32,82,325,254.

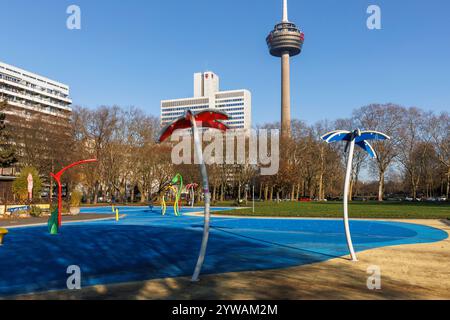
158,109,229,282
186,183,199,208
48,159,97,235
321,129,390,261
47,207,59,234
0,228,8,245
27,173,33,202
161,173,183,216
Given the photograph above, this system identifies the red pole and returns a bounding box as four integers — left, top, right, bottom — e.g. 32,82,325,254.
57,180,62,227
50,159,97,230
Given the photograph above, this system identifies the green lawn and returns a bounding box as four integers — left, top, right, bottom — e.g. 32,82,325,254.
212,201,450,220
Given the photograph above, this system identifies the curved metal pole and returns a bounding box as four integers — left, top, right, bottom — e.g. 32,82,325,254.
170,186,180,216
51,159,97,228
343,139,358,261
54,159,97,179
191,118,211,282
161,189,167,216
176,175,183,215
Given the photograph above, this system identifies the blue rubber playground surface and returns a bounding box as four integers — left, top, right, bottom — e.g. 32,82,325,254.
0,206,447,296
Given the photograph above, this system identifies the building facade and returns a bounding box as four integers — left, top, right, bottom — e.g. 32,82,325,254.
0,61,72,121
161,71,251,131
0,61,72,193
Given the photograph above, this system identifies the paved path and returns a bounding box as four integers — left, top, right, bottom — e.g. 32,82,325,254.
0,214,115,228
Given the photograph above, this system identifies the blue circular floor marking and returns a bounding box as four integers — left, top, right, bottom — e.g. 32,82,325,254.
0,206,447,296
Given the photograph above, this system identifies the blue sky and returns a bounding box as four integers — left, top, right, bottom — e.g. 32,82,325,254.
1,0,449,126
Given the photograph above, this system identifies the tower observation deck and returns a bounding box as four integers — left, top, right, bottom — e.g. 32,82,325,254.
266,22,305,58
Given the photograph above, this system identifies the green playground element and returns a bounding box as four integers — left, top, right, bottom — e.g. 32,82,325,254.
171,173,183,216
47,208,59,235
161,173,183,216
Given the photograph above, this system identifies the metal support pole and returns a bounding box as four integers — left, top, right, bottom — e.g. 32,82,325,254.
191,118,211,282
57,181,62,227
343,139,358,261
252,185,255,213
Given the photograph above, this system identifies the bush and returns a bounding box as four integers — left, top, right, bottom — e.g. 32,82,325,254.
70,190,82,208
12,167,42,201
50,202,71,215
29,206,43,217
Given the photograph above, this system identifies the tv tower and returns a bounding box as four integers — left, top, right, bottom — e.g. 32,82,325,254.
267,0,304,138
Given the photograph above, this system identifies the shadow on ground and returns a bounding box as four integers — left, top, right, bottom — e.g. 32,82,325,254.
8,259,432,300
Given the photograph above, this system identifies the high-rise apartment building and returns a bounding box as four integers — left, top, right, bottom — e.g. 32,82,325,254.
161,71,251,131
0,61,72,120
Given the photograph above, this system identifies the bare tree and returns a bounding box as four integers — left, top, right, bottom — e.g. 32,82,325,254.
64,104,447,205
397,108,431,199
353,104,404,201
429,112,450,199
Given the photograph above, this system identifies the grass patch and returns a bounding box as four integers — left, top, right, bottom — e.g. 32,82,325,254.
213,201,450,219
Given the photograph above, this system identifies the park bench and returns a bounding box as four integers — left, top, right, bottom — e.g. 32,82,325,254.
0,228,8,245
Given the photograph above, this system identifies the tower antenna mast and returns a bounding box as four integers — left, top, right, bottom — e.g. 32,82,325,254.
283,0,289,22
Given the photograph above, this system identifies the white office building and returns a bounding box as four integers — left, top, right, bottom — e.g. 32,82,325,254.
161,71,251,131
0,61,72,120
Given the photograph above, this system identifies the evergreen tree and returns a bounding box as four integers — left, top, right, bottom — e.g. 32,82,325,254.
0,100,18,167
